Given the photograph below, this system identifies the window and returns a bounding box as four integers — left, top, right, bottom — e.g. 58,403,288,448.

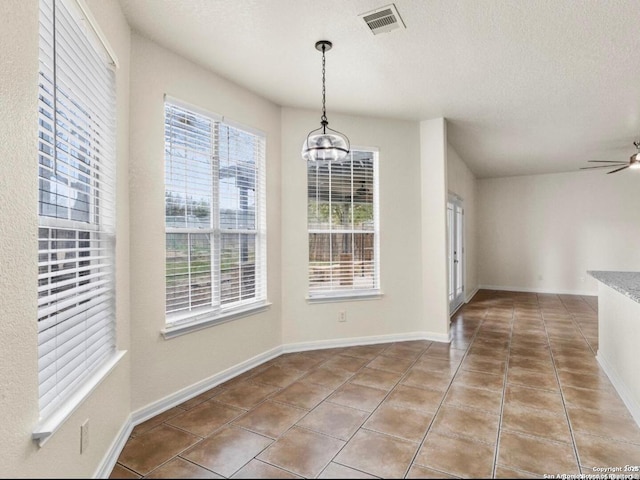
307,149,380,298
164,101,267,330
37,0,116,419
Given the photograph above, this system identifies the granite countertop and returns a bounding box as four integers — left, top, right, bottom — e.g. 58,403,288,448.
588,270,640,304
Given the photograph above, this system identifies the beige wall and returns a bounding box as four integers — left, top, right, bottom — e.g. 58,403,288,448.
447,144,478,300
0,0,132,477
419,119,450,337
478,170,640,294
281,108,450,344
128,34,282,411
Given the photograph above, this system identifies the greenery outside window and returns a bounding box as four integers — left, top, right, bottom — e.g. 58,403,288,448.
164,100,267,331
307,149,380,299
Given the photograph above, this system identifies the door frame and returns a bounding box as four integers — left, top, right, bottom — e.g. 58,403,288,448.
447,193,465,315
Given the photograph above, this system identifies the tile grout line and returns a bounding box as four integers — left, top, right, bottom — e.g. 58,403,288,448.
402,305,487,478
319,341,445,478
491,294,516,478
540,297,583,474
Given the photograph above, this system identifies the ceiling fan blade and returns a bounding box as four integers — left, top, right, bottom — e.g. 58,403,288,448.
607,165,630,174
580,165,626,169
587,160,628,163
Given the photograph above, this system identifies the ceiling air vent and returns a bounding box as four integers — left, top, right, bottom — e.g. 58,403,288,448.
360,4,405,35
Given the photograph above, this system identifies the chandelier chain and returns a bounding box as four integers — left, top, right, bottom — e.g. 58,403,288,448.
321,45,327,124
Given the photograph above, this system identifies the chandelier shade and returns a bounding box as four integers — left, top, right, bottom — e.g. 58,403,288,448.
301,40,350,163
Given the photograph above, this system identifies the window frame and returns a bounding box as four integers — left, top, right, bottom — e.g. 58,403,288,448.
306,147,381,301
162,97,268,338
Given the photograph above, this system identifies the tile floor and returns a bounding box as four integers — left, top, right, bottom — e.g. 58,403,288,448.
109,290,640,479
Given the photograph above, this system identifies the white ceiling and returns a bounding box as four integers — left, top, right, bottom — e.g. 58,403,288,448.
118,0,640,178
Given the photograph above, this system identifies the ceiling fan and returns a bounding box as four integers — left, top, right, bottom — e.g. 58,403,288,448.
580,141,640,174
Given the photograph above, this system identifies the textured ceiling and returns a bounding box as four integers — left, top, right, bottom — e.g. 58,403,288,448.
118,0,640,178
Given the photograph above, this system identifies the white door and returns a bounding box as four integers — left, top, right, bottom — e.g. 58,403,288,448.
448,196,464,314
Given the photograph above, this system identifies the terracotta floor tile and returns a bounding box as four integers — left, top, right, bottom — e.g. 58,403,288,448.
342,345,387,360
401,368,453,391
302,366,354,388
508,362,556,378
497,431,579,475
178,386,226,411
230,459,302,478
318,462,378,479
131,406,187,437
504,384,565,416
334,429,418,478
111,291,615,480
501,403,572,444
219,370,259,390
556,369,614,391
554,357,604,376
181,426,272,477
109,464,140,479
405,464,457,478
379,346,423,361
117,424,201,476
249,365,306,388
562,385,631,418
494,464,541,478
257,427,345,478
567,406,640,443
275,353,324,371
574,432,640,469
415,431,495,479
145,458,222,479
443,383,503,414
385,384,444,412
423,344,466,362
413,356,460,375
467,345,509,361
320,354,369,373
462,355,507,376
349,367,403,391
270,380,333,410
166,400,245,437
212,382,280,410
326,382,388,412
366,354,414,373
363,402,433,442
510,346,552,358
452,369,504,392
296,401,368,440
507,368,559,391
233,400,307,438
432,404,500,445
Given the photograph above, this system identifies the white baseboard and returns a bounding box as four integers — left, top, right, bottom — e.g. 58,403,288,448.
596,352,640,429
465,287,480,303
479,284,596,296
283,330,452,353
95,417,135,478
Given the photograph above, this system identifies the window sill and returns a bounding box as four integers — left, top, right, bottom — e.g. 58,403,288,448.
162,301,272,339
32,350,127,447
306,291,384,304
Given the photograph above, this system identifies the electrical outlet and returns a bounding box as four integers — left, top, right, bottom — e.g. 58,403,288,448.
80,419,89,454
338,311,347,322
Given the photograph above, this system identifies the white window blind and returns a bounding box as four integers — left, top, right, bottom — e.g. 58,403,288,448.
37,0,116,418
164,102,267,326
307,150,380,297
